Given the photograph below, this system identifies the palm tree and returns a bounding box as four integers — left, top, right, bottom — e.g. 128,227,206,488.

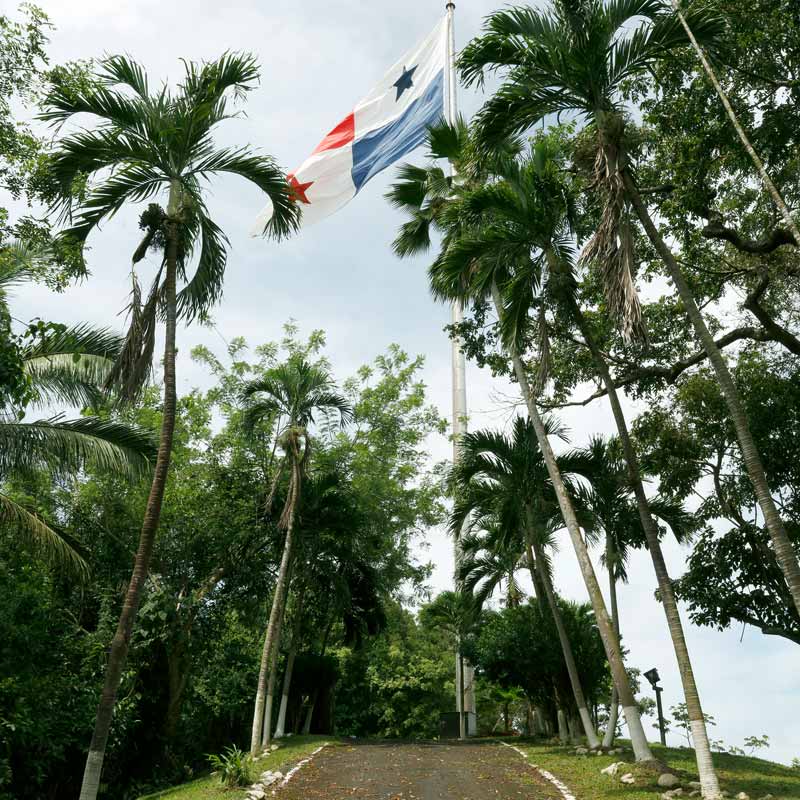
420,590,480,740
241,357,352,753
42,53,298,800
451,418,601,748
460,1,800,670
435,130,721,778
398,133,653,761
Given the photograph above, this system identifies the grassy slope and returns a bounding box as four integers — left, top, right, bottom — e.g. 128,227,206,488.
138,736,333,800
514,740,800,800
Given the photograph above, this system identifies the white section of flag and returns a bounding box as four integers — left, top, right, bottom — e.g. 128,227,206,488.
251,17,447,235
353,18,446,138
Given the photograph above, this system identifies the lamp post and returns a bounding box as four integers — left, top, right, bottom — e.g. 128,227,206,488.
644,668,666,746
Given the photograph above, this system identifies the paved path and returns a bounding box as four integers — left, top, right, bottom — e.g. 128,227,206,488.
277,740,563,800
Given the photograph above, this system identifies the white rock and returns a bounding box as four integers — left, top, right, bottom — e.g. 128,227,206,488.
595,750,602,756
272,770,283,780
620,773,635,784
735,794,750,800
270,743,279,751
601,763,620,776
659,774,681,788
247,790,265,800
575,747,589,755
759,795,774,800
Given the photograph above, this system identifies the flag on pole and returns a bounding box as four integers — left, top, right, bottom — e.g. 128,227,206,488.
252,18,447,232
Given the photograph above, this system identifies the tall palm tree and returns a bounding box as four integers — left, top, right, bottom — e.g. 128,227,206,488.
241,357,352,753
42,53,298,800
451,418,601,748
460,2,800,674
436,130,722,779
395,127,653,761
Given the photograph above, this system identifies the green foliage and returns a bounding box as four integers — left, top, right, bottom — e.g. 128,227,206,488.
334,603,453,739
206,746,249,788
471,600,609,731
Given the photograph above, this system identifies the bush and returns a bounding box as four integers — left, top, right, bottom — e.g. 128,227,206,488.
207,745,250,787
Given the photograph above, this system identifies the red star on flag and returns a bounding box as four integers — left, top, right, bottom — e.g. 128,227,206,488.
287,173,313,204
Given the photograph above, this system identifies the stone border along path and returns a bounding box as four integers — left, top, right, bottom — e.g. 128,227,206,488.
277,743,329,791
499,740,578,800
245,742,330,799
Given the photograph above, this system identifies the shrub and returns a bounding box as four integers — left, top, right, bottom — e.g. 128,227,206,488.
207,745,250,787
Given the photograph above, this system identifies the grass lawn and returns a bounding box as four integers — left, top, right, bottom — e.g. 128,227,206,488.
514,739,800,800
138,735,334,800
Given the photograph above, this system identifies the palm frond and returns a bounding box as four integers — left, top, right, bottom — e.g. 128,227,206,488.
0,492,89,577
22,323,122,408
0,415,156,477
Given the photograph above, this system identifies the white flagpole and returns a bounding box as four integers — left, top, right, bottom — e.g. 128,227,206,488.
444,0,475,733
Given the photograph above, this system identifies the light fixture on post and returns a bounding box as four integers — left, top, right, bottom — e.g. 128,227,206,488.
644,668,666,746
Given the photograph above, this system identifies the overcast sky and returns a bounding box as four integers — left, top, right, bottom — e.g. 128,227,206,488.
10,0,798,763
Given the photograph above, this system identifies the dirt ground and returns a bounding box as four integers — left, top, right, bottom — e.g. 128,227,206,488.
276,740,564,800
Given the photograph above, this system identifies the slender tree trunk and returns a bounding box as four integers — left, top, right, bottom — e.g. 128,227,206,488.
275,588,305,739
79,217,180,800
557,707,569,744
669,1,800,248
526,532,601,748
603,544,620,749
302,688,318,734
261,625,283,748
250,456,300,755
491,283,654,761
459,652,466,739
624,178,800,623
569,293,721,794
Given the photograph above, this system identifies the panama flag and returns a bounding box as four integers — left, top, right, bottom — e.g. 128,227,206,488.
252,18,447,232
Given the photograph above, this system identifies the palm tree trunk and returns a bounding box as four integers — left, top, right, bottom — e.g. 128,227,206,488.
275,643,297,739
603,543,620,749
302,688,318,734
557,706,569,744
670,1,800,248
491,283,654,762
261,625,283,747
250,457,300,755
569,294,721,793
79,223,180,800
525,530,600,748
459,651,466,739
275,587,304,739
624,178,800,623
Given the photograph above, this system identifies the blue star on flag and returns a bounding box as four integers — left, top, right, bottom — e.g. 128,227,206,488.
393,65,417,101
